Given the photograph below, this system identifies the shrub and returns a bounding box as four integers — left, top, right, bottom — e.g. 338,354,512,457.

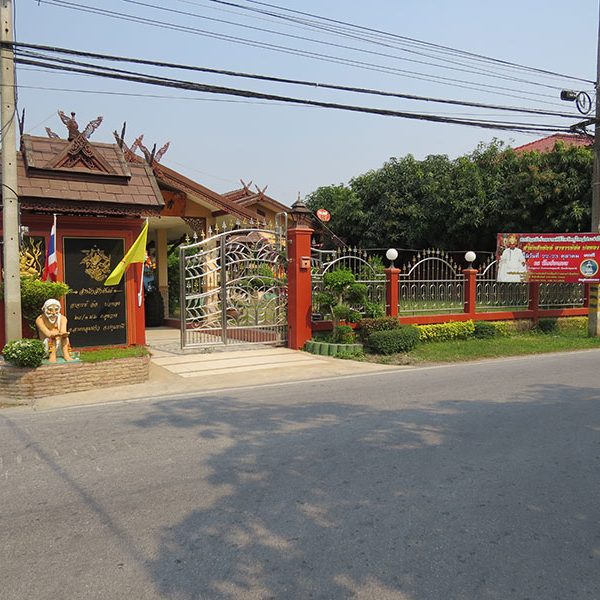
314,268,368,326
536,318,558,333
473,321,498,339
0,277,70,334
368,326,419,355
362,301,385,319
2,338,46,368
417,320,475,342
357,317,402,342
335,348,365,360
556,317,587,332
332,324,356,344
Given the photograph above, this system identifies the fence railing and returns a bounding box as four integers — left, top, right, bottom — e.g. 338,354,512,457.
311,248,385,317
310,247,588,325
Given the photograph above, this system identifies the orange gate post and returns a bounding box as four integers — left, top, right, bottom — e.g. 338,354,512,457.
385,267,400,318
463,268,478,316
287,199,314,349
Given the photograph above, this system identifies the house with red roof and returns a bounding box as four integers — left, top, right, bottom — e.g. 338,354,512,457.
513,133,592,154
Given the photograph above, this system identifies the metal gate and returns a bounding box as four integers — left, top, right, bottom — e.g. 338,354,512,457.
180,226,287,349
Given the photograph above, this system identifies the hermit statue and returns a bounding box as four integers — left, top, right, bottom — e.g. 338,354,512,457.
35,299,74,363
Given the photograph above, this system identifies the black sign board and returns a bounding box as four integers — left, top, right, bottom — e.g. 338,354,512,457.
63,237,127,347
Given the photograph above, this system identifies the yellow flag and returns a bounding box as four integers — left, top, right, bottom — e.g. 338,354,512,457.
104,220,148,286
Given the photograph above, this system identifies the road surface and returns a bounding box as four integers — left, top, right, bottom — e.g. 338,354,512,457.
2,350,600,599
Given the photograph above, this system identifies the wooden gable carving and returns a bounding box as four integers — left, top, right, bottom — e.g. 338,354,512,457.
43,134,117,174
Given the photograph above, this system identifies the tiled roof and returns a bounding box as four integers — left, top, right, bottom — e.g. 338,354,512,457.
152,163,255,220
10,135,164,216
224,186,290,214
514,133,592,154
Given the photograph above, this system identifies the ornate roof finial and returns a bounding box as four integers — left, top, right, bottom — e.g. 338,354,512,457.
57,110,103,141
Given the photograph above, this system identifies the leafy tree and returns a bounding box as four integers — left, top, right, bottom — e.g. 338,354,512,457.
306,139,593,252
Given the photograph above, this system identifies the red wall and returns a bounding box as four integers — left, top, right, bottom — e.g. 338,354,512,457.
0,214,146,349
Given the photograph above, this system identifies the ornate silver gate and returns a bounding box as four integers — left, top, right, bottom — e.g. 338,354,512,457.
180,226,287,349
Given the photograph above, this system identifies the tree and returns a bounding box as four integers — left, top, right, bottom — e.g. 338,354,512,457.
306,140,593,252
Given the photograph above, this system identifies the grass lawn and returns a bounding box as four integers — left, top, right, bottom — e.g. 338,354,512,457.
78,345,149,363
361,328,600,365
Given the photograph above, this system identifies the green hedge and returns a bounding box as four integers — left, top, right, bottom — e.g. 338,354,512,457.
417,320,475,342
473,321,498,339
357,317,402,342
367,326,420,354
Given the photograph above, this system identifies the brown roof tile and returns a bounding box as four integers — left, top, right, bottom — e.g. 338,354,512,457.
5,135,164,216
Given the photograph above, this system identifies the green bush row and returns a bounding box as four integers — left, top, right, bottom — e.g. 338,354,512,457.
367,326,420,355
417,320,475,342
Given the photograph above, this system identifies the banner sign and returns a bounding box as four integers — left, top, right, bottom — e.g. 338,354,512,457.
497,233,600,283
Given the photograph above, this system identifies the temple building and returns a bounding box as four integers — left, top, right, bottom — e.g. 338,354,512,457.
0,110,290,348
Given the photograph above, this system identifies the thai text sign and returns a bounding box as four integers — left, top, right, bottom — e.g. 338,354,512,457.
497,233,600,283
63,237,128,347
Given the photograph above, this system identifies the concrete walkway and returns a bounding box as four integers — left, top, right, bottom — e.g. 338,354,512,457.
30,327,403,411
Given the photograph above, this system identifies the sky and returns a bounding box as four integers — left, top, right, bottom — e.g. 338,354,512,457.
11,0,600,206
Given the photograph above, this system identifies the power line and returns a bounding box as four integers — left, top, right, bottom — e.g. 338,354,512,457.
13,55,572,134
113,0,570,93
35,0,575,106
10,42,582,120
208,0,594,84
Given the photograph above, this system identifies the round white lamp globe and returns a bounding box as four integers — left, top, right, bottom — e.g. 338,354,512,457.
386,248,399,262
464,251,476,265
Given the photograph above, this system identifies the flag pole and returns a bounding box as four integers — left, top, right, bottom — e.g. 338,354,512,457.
137,218,149,307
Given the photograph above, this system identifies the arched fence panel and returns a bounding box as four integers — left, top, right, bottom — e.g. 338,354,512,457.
311,248,385,319
398,250,464,314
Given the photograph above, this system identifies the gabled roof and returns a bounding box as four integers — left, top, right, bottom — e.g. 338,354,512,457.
9,135,164,216
152,163,255,220
118,142,255,220
513,133,593,154
223,184,290,215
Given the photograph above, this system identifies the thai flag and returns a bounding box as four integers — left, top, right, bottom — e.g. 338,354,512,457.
42,215,58,282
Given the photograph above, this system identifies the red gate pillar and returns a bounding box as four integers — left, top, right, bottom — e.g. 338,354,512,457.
385,267,400,317
463,268,478,316
287,199,314,349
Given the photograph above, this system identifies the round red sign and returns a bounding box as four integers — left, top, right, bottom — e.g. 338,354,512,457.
316,208,331,222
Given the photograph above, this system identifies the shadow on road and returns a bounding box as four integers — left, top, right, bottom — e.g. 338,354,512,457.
129,382,600,599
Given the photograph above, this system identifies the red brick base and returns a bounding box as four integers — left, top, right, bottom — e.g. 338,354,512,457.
0,356,150,405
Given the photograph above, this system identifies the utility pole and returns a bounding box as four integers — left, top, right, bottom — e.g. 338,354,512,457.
589,2,600,337
0,0,22,341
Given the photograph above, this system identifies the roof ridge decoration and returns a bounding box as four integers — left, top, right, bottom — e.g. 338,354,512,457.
113,130,170,168
42,110,116,174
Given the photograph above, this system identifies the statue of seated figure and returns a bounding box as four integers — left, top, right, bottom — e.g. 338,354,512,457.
35,299,74,362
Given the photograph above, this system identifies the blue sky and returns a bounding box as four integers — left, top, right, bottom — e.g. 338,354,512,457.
13,0,599,205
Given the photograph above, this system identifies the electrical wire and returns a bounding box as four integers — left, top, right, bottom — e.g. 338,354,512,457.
113,0,569,93
206,0,594,84
35,0,577,106
13,55,573,134
10,43,583,120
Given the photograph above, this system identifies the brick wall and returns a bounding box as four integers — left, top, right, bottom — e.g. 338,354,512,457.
0,356,150,405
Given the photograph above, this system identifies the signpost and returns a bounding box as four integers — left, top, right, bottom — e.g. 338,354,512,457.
497,233,600,283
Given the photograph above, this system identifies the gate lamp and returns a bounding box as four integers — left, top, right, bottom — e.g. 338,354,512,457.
464,250,476,269
386,247,399,268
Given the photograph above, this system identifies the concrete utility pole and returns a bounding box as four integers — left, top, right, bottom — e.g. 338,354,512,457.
0,0,22,341
589,3,600,337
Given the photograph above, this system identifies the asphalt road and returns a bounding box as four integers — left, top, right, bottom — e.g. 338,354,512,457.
2,350,600,600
